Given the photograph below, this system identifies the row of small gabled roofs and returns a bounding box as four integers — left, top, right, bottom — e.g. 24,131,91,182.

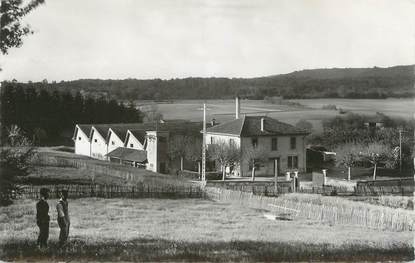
75,120,207,144
206,116,309,136
76,116,308,144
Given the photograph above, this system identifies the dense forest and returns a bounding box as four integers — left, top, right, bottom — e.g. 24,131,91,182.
3,65,414,101
0,83,143,145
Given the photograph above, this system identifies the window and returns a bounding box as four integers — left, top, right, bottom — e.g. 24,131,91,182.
290,137,296,149
252,137,258,148
94,139,97,143
111,141,115,145
271,137,278,151
159,137,166,143
288,156,298,169
78,137,81,141
130,143,134,148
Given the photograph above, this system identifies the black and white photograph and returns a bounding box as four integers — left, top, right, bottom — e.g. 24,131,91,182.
0,0,414,261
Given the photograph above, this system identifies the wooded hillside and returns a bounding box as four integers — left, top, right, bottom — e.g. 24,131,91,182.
3,65,414,100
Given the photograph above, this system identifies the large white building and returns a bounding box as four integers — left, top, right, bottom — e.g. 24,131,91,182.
206,115,309,177
72,121,204,173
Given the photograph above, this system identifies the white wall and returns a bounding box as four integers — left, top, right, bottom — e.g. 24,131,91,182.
125,131,145,150
240,135,307,176
206,132,307,177
206,133,241,147
107,129,124,153
90,128,108,160
146,131,158,172
74,126,90,156
145,131,169,173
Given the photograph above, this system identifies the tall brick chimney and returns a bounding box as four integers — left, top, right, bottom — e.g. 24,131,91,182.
235,96,240,119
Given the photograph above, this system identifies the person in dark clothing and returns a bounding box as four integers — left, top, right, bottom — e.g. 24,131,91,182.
57,189,70,247
36,188,50,249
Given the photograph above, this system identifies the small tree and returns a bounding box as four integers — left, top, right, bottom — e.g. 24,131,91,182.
208,141,240,181
184,136,203,173
335,143,359,180
0,125,35,205
167,135,187,171
243,145,268,181
7,125,31,146
358,143,397,180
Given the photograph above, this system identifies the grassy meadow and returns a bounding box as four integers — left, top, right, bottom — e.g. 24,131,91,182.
1,197,413,262
151,98,413,132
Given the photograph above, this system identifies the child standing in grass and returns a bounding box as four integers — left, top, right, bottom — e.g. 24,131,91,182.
57,189,70,248
36,188,50,250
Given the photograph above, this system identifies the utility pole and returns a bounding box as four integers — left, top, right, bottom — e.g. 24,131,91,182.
398,127,403,174
201,103,206,182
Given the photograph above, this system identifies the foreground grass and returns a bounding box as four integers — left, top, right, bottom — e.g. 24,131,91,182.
1,198,413,261
2,238,412,262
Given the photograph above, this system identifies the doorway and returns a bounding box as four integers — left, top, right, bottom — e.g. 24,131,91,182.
272,158,280,176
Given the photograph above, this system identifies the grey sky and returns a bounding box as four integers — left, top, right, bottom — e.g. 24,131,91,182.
1,0,414,82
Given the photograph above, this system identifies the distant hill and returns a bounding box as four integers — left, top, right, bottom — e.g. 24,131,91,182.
274,65,414,79
4,65,414,100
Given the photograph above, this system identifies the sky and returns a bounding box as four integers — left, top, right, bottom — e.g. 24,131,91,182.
1,0,414,82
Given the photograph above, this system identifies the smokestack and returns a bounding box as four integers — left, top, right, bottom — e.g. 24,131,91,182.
235,97,240,119
261,117,265,132
210,118,216,126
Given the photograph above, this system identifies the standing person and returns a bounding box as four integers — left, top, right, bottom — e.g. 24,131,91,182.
56,189,70,247
36,188,50,250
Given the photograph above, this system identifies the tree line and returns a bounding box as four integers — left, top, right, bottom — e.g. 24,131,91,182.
0,83,143,145
3,65,414,101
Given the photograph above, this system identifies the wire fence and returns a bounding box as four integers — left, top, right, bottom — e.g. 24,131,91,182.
205,187,414,232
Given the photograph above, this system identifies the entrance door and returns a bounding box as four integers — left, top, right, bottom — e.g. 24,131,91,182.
273,158,280,176
159,162,166,173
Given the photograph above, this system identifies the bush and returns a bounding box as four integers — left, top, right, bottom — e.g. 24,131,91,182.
322,104,337,110
0,148,36,206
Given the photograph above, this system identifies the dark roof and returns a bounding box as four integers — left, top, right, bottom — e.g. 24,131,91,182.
129,121,204,139
205,118,244,135
109,123,152,141
88,121,206,141
206,116,309,136
129,130,146,144
74,124,93,140
106,147,147,162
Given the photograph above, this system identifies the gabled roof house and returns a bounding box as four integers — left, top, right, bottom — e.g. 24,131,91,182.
206,115,309,177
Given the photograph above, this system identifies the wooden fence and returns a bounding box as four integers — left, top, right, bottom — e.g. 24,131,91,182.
17,183,204,199
205,180,351,196
356,178,414,196
205,187,414,232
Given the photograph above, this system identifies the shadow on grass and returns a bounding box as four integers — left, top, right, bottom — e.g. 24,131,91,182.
1,238,413,262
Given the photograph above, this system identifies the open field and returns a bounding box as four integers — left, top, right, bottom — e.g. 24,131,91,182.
289,98,414,119
150,98,413,132
1,198,413,262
